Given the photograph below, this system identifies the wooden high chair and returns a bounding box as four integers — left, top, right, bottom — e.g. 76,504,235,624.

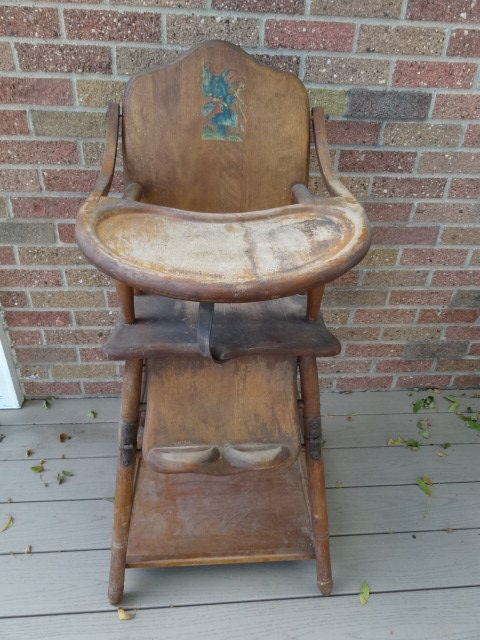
75,40,370,605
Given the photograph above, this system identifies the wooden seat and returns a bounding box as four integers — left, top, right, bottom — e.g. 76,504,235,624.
74,40,370,605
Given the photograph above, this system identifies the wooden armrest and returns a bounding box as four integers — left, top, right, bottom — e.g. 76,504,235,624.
91,102,120,198
312,107,354,200
76,197,370,303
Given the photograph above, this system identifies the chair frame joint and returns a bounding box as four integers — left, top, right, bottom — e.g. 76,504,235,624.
307,416,323,460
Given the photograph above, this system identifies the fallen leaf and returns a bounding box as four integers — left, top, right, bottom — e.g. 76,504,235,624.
0,434,5,443
88,410,97,419
458,414,480,431
58,433,71,443
387,437,404,446
335,480,343,488
104,497,115,503
440,443,451,450
435,451,446,457
31,463,44,473
117,608,136,621
56,473,64,485
1,514,13,533
416,420,430,439
62,470,74,477
445,396,459,413
416,474,433,497
404,439,419,451
413,396,435,413
25,545,32,554
25,449,34,457
358,581,370,606
42,400,50,409
57,470,74,484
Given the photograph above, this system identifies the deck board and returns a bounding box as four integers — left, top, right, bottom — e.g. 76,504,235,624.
0,392,479,637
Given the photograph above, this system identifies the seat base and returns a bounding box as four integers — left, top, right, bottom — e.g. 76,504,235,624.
126,454,315,568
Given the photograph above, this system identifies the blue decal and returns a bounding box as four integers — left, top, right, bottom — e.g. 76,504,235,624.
201,64,245,142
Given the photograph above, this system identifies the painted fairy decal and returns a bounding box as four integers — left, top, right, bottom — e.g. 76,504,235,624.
200,64,245,142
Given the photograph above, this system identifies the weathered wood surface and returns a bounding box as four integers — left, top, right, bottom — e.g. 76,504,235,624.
1,588,478,640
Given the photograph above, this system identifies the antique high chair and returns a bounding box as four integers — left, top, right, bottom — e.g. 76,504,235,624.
75,40,370,605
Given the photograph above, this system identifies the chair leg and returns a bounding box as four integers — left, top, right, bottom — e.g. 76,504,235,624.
108,358,143,605
299,355,332,596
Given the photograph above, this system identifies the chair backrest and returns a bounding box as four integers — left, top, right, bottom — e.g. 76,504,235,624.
122,40,310,213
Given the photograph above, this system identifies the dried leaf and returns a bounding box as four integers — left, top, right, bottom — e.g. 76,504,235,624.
358,581,370,606
58,433,71,443
117,608,136,621
435,451,446,457
335,480,343,488
31,463,44,473
88,410,97,419
104,497,115,503
25,545,32,554
25,449,34,457
1,514,13,533
387,436,404,446
42,400,50,409
416,474,433,497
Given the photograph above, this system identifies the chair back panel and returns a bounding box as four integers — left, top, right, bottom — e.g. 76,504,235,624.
122,40,309,213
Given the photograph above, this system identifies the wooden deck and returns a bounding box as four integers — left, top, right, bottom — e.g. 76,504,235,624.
0,390,479,639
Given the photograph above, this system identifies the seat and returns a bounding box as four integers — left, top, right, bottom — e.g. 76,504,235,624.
75,40,370,604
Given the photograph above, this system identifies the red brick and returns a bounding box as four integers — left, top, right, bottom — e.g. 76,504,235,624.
396,375,451,389
363,203,412,223
0,110,29,135
354,309,416,324
83,381,122,395
311,0,402,18
407,0,480,23
419,152,480,174
5,311,71,327
336,375,393,391
316,358,371,374
0,269,62,288
0,291,28,308
358,24,445,56
376,359,433,373
11,197,83,220
325,121,380,146
213,0,304,11
45,329,110,346
449,179,479,200
363,270,428,287
393,61,476,89
0,170,40,192
16,347,77,363
0,246,15,265
372,226,438,246
433,95,480,119
441,227,480,246
42,170,97,193
75,310,116,326
0,78,71,106
431,270,480,286
334,327,380,341
23,381,82,398
468,344,480,356
400,248,468,266
65,9,163,42
305,57,390,85
418,309,479,324
389,290,453,306
265,19,354,50
79,347,108,363
339,151,416,173
345,343,404,357
447,29,480,57
15,44,112,74
446,326,480,340
371,177,446,199
0,7,59,37
58,223,76,244
465,125,480,147
9,330,43,347
453,375,480,388
0,42,13,70
0,141,78,166
383,326,442,341
166,15,259,46
328,270,359,286
414,203,478,223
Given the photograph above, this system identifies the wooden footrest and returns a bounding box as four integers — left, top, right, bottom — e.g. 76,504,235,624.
126,456,315,567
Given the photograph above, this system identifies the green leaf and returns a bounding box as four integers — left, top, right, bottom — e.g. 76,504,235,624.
444,396,460,412
416,474,433,497
358,580,370,606
404,439,420,451
42,400,50,409
61,470,74,477
31,464,44,473
440,443,451,450
0,514,13,533
56,472,64,485
416,420,430,439
423,395,435,409
458,414,480,431
412,399,423,414
88,410,97,419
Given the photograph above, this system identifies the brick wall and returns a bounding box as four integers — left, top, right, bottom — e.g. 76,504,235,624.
0,0,478,397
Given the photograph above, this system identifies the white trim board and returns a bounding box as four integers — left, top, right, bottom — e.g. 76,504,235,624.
0,323,24,409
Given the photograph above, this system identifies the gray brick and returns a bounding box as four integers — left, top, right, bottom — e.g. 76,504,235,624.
0,221,55,245
404,340,469,360
451,290,480,308
347,90,431,121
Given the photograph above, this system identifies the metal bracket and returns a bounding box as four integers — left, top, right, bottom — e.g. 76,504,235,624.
307,416,322,460
119,421,137,467
197,302,222,362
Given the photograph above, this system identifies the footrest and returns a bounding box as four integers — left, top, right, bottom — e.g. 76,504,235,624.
143,354,301,475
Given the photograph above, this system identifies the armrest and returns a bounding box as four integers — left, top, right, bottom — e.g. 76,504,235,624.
91,102,120,198
312,107,354,200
